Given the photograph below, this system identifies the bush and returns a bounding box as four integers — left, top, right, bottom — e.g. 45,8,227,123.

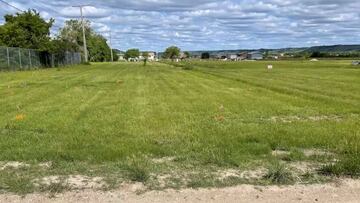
124,156,150,182
263,162,294,184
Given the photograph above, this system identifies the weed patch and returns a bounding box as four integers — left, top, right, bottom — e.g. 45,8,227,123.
263,163,295,185
319,153,360,177
124,156,150,182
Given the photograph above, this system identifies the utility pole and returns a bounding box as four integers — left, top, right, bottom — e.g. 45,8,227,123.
110,31,114,62
73,5,90,63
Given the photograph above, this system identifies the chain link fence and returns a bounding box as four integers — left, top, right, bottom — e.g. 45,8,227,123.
0,46,82,71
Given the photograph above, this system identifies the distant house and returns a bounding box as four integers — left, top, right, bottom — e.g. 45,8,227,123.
128,57,139,62
218,55,227,60
227,53,249,61
117,53,125,61
248,51,263,60
237,52,248,61
228,54,238,61
147,52,157,61
140,51,157,61
180,52,187,60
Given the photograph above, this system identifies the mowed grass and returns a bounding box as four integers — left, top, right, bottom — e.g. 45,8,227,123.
0,60,359,193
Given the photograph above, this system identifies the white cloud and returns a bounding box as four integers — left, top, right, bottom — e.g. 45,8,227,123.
0,0,359,51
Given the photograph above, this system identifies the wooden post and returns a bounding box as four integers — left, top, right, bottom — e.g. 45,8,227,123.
29,50,32,68
6,47,10,69
18,49,22,70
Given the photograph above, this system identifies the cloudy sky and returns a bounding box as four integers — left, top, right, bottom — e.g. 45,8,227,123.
1,0,360,51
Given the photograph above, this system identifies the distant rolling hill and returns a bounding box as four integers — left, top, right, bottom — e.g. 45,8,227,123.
304,45,360,53
184,45,360,56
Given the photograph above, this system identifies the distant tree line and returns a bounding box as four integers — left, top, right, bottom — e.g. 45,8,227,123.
309,51,360,58
0,9,116,62
123,45,191,62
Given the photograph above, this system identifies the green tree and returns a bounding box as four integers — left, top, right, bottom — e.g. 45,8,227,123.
58,19,111,62
57,19,90,53
201,52,210,59
0,9,54,51
88,34,111,62
124,49,140,60
163,46,180,61
112,49,120,61
184,51,191,59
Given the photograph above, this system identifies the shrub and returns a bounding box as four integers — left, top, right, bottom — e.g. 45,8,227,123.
124,156,150,182
263,162,294,184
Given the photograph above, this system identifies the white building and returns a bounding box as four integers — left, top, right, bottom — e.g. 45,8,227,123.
140,51,157,61
148,52,157,61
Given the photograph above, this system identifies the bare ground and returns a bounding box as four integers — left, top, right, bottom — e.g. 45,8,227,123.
1,179,360,203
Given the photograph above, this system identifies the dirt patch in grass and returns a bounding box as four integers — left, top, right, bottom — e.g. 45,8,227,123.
303,149,334,157
38,162,52,169
119,182,146,193
151,157,176,164
216,168,266,180
2,179,360,203
269,115,343,123
288,162,320,173
34,175,106,190
272,150,291,156
272,148,335,160
0,162,30,170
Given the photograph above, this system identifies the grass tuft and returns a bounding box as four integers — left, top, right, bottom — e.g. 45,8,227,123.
263,162,294,185
319,153,360,177
124,156,150,182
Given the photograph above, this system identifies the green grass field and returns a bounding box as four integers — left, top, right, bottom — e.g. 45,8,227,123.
0,60,359,193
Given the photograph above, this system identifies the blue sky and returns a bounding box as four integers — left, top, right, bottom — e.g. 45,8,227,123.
1,0,360,51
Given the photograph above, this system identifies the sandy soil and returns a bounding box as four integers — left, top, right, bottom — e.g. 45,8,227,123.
1,179,360,203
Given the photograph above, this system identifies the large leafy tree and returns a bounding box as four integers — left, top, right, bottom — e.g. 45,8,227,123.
124,49,140,59
88,33,111,62
0,9,54,51
57,20,91,53
57,20,111,62
163,46,180,60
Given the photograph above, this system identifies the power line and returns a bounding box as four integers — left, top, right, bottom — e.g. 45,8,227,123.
0,0,23,12
0,0,63,30
1,0,118,55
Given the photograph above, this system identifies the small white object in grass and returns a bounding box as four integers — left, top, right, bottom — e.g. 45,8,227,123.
352,61,360,66
267,65,273,70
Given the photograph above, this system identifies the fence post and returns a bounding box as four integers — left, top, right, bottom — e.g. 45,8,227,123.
29,50,32,69
18,49,22,70
6,47,10,69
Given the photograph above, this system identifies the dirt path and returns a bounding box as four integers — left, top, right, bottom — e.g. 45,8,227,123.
1,179,360,203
